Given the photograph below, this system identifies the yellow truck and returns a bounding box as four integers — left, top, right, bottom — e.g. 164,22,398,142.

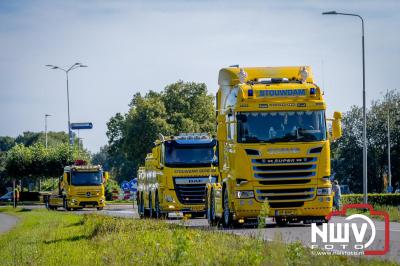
206,66,342,227
46,160,108,211
137,133,218,218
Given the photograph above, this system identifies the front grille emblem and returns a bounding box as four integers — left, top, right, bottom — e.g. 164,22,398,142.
86,192,91,197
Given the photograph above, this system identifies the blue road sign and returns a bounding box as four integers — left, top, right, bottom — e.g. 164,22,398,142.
71,122,93,130
129,179,137,191
121,181,130,191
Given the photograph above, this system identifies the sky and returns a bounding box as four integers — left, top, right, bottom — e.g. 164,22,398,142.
0,0,399,153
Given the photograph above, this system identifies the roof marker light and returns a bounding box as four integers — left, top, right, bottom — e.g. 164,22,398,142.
239,68,248,84
248,89,253,97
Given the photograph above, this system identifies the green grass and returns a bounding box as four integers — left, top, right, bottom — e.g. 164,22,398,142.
345,205,400,222
0,208,395,266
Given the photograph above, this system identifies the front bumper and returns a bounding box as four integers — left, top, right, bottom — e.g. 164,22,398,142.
160,189,205,213
232,195,333,219
68,197,106,208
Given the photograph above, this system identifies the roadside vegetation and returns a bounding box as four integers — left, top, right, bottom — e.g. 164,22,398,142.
345,205,400,223
0,208,395,266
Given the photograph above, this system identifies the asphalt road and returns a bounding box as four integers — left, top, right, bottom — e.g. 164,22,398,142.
0,213,19,234
2,204,399,263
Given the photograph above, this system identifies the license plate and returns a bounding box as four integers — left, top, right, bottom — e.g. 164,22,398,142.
168,212,183,218
275,209,296,216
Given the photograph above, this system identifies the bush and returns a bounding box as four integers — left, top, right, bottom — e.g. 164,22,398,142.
341,193,400,206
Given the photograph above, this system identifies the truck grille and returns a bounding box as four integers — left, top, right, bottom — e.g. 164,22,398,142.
255,187,315,202
76,190,100,198
252,157,317,185
173,177,215,205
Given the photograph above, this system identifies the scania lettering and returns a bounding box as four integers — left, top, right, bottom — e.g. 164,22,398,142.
137,133,218,218
206,66,342,227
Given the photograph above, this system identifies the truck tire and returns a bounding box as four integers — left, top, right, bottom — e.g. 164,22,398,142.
63,197,70,211
208,189,217,227
139,192,145,218
155,192,161,219
97,207,103,211
148,192,153,218
275,217,288,227
223,189,233,228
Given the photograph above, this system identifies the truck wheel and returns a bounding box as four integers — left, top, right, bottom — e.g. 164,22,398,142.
148,192,153,218
275,217,288,227
208,189,216,227
63,197,69,211
223,189,232,228
139,192,145,218
155,192,161,219
97,207,103,211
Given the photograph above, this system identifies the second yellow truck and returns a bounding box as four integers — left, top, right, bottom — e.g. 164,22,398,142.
137,133,218,218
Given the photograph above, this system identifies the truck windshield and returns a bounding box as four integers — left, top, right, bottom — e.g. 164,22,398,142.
164,141,217,167
71,171,102,186
237,111,327,143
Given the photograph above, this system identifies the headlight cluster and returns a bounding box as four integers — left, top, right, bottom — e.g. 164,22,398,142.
71,199,78,203
235,190,254,199
317,187,332,195
165,195,174,202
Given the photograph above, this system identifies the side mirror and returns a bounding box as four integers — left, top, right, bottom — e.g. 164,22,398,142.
217,115,227,141
103,171,109,183
332,111,342,140
217,115,225,124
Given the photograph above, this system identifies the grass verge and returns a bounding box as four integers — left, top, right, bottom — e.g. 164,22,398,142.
345,205,400,222
0,207,395,266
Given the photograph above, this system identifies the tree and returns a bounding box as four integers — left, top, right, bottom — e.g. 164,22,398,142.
105,81,215,183
3,143,90,182
332,89,400,193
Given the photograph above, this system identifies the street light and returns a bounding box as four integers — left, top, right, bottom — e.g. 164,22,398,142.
45,63,88,146
322,11,368,203
45,114,51,148
385,90,392,193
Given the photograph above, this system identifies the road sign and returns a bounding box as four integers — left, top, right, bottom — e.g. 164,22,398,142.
129,179,137,192
121,181,129,191
70,122,93,130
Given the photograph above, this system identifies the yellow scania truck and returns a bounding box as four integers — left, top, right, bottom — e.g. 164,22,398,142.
46,160,108,211
206,66,342,227
137,133,218,218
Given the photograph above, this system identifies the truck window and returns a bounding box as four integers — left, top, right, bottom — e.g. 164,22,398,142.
71,171,102,186
164,140,218,168
237,110,327,143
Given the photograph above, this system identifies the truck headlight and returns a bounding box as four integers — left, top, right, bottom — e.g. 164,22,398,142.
317,188,332,196
165,195,174,202
235,190,254,199
71,199,78,203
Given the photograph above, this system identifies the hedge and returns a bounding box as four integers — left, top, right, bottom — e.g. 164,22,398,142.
341,193,400,206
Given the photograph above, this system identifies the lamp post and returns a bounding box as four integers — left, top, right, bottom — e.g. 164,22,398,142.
45,114,51,148
322,11,368,204
45,63,87,146
386,90,392,192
